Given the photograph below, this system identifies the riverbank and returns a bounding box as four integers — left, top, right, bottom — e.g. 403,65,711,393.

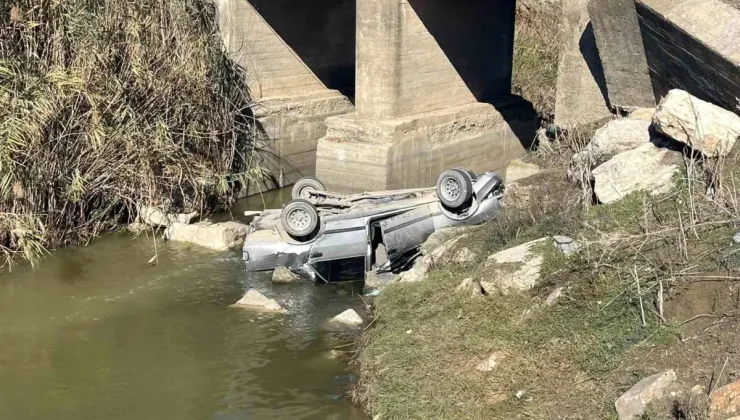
355,94,740,419
0,0,254,269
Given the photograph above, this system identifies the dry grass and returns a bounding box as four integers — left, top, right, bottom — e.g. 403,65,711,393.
356,143,740,419
0,0,256,268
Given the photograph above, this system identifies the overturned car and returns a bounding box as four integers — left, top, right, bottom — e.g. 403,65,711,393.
242,168,504,282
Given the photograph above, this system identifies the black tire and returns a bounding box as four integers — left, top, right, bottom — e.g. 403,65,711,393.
454,167,477,182
436,169,473,210
291,177,326,200
281,199,320,239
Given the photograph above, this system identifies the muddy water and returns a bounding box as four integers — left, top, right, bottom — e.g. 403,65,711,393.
0,189,367,420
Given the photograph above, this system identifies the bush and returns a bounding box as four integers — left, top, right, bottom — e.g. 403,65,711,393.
0,0,255,267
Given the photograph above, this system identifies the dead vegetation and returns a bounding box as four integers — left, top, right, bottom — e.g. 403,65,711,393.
0,0,256,268
356,129,740,419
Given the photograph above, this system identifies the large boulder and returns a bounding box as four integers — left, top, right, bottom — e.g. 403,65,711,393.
710,379,740,419
653,89,740,158
421,228,478,266
138,204,198,227
615,370,676,420
164,221,248,251
396,256,432,283
592,142,682,204
572,118,652,166
232,289,286,313
481,238,550,295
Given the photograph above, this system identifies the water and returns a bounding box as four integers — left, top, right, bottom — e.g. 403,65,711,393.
0,189,368,420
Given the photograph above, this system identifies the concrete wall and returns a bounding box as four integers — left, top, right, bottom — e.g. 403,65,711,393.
356,0,517,119
216,0,355,99
637,0,740,113
215,0,354,195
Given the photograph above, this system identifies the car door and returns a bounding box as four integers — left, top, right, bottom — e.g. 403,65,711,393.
379,204,436,262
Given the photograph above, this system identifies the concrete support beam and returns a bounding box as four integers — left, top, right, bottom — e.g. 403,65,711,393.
215,0,354,195
317,0,534,193
636,0,740,113
588,0,655,111
555,0,612,129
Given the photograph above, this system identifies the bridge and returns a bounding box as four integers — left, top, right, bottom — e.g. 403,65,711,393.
215,0,536,193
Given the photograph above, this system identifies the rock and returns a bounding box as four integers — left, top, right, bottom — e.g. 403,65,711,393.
365,270,394,289
503,182,537,210
629,107,656,122
421,228,478,266
545,287,564,306
164,221,248,251
325,349,351,360
455,278,481,297
710,380,740,419
481,238,550,295
572,118,652,165
475,351,507,372
232,289,286,313
592,142,682,204
515,390,527,399
615,370,676,420
272,266,299,284
125,222,148,234
505,159,541,183
330,309,363,327
396,256,432,283
553,235,580,256
138,204,198,227
734,231,740,244
653,89,740,158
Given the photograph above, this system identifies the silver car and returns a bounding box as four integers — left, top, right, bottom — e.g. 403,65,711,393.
242,168,504,282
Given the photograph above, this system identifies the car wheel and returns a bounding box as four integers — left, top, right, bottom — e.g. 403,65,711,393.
454,167,477,182
281,199,320,239
436,169,473,210
291,177,326,200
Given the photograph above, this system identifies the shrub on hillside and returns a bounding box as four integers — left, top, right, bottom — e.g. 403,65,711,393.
0,0,256,267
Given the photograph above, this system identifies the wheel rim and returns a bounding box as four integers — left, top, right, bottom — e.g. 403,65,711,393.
441,177,461,202
298,186,316,199
287,208,311,232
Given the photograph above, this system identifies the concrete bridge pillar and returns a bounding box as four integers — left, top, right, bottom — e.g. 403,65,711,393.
215,0,354,194
315,0,537,192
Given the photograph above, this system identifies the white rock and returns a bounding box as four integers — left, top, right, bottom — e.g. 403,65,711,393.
481,238,550,295
232,289,286,313
138,204,198,227
272,267,299,284
545,287,564,306
653,89,740,158
396,256,432,283
572,118,652,165
592,142,682,204
330,309,363,327
475,351,507,372
628,107,657,122
553,235,580,256
164,221,248,251
615,370,676,420
733,231,740,244
455,278,481,297
505,159,541,183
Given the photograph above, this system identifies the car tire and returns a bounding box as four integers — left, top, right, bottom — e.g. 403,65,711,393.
281,199,320,239
454,167,477,182
436,169,473,210
291,177,326,200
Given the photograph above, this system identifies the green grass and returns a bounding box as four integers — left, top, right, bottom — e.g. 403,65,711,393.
356,159,740,419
